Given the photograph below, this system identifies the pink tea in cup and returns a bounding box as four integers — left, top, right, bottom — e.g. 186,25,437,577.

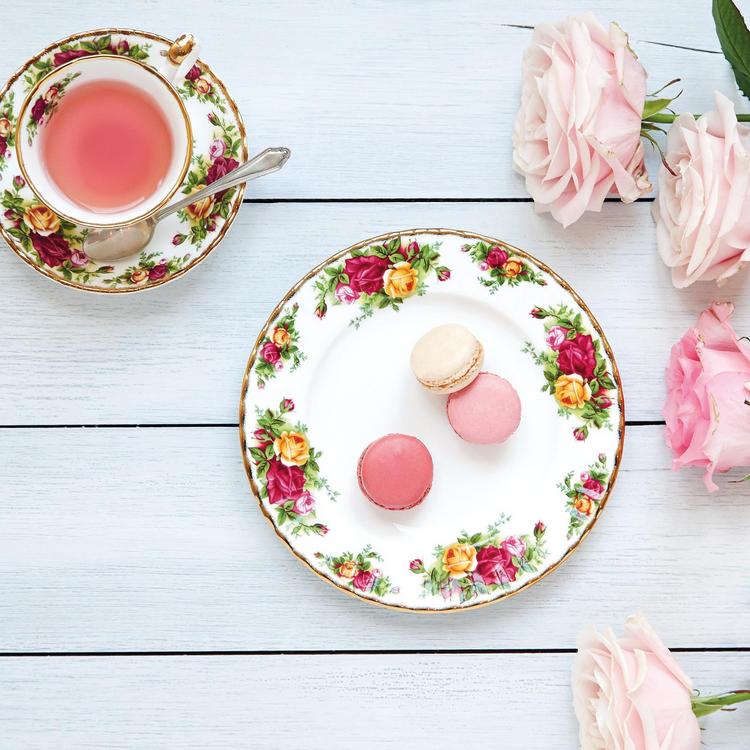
41,79,174,214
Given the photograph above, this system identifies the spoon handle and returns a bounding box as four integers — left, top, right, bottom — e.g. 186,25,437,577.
155,147,291,221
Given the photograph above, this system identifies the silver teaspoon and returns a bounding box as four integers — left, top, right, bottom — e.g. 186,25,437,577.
83,146,291,262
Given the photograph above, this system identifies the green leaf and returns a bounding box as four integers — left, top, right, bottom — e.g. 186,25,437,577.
642,97,675,119
713,0,750,100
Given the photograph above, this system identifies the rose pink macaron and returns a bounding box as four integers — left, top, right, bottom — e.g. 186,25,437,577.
446,372,521,444
357,434,433,510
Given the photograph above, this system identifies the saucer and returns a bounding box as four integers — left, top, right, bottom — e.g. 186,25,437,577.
239,229,625,611
0,29,248,292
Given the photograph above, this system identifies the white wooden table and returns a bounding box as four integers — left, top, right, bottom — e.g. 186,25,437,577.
2,2,749,747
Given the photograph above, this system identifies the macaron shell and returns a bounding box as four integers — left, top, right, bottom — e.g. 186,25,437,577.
410,324,484,394
358,434,433,510
446,373,522,444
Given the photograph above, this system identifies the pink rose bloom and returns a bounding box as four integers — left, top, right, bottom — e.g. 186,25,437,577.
557,333,597,380
663,302,750,491
478,261,489,272
486,246,508,268
475,545,517,586
653,92,750,287
273,360,283,371
265,459,305,505
352,569,375,592
513,13,651,227
260,341,281,364
208,139,226,159
334,283,358,304
69,250,88,268
581,477,605,500
293,491,315,515
501,536,526,559
344,255,389,295
545,325,569,351
573,613,701,750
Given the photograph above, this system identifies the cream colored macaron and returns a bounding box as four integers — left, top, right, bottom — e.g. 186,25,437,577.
410,324,484,394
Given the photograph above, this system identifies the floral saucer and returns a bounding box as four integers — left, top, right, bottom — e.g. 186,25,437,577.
239,229,625,611
0,29,247,292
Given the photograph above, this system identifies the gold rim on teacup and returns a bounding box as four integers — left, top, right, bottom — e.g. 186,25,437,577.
16,54,193,229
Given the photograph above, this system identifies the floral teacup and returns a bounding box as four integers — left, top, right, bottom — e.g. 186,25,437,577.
15,35,199,229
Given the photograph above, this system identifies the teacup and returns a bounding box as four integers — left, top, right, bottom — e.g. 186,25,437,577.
16,35,199,228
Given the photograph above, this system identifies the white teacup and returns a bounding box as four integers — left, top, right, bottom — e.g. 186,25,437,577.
16,36,199,228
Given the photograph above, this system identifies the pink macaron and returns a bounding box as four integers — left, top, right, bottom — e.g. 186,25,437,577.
357,434,433,510
446,372,521,444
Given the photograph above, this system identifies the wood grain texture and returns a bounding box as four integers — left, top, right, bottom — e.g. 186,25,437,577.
3,201,749,425
1,0,746,199
2,425,748,651
1,653,748,749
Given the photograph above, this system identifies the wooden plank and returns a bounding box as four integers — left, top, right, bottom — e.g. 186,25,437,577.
2,201,747,425
1,652,747,749
1,425,748,651
0,0,742,198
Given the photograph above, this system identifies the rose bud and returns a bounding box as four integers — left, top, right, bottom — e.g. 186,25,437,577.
13,175,25,190
282,398,295,412
573,426,588,441
315,302,327,319
409,559,424,573
530,307,545,319
172,233,186,246
534,521,546,538
436,266,451,281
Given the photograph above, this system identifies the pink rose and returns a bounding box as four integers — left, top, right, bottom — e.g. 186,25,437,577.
185,64,202,81
513,13,651,227
557,334,596,380
545,326,569,351
334,283,358,304
30,232,71,267
13,175,24,190
208,139,226,159
70,250,88,268
352,569,375,592
253,428,270,447
343,255,389,295
265,459,305,505
53,48,92,67
581,477,605,500
573,613,701,750
148,263,168,281
486,246,508,268
30,97,46,123
654,92,750,287
474,545,517,586
478,261,489,272
260,341,281,364
293,491,315,515
273,360,283,371
409,559,423,572
663,302,750,491
501,536,526,559
533,521,546,537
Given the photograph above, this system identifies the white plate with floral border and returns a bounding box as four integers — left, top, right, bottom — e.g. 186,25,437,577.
240,229,625,612
0,29,247,292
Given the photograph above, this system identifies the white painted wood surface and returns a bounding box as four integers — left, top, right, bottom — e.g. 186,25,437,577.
1,653,748,749
2,1,749,747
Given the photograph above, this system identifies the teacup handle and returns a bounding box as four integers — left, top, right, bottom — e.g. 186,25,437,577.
160,33,201,85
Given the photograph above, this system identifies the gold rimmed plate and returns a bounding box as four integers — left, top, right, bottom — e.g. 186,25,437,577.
0,28,248,292
239,229,625,612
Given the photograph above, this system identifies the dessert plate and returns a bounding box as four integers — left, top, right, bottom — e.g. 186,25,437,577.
240,229,625,611
0,29,247,292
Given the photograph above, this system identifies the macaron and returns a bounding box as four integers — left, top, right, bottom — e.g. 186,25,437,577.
357,434,433,510
410,324,484,394
446,372,521,444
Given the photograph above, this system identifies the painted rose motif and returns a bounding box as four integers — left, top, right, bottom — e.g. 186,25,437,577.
24,71,80,145
249,399,337,536
254,303,305,388
315,545,398,598
103,251,190,287
177,63,227,112
559,454,610,538
409,517,548,603
464,240,546,292
523,304,616,441
314,237,450,328
177,113,242,246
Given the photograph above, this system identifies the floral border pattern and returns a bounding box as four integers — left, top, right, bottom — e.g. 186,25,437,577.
523,304,617,441
558,454,610,538
314,545,398,597
25,71,80,145
313,236,450,328
0,92,16,174
254,303,305,388
463,239,547,291
249,399,336,537
409,517,548,604
177,64,227,113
